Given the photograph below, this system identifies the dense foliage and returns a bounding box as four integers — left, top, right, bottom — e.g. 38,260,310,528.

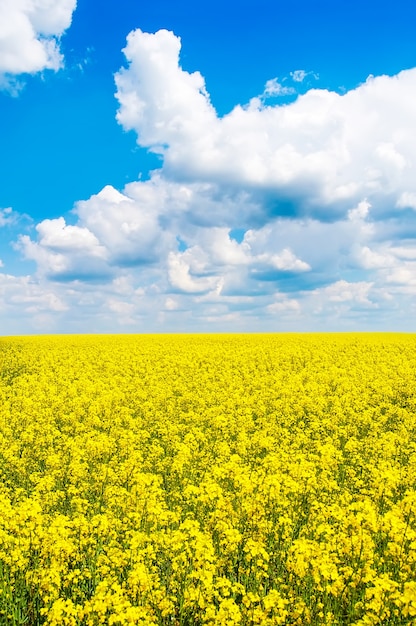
1,334,416,625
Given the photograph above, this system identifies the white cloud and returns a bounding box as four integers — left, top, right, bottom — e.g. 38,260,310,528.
257,248,310,272
396,191,416,210
165,297,179,311
17,181,177,279
356,246,395,270
107,298,136,325
305,280,380,327
35,217,105,253
391,246,416,261
74,184,171,265
263,78,296,97
198,228,250,266
348,199,371,221
10,290,67,314
375,142,407,171
267,295,300,314
115,30,416,221
167,250,221,294
385,265,416,286
17,217,108,280
115,29,217,158
164,226,310,298
322,280,374,305
290,70,308,82
0,207,16,226
0,273,67,317
0,0,76,82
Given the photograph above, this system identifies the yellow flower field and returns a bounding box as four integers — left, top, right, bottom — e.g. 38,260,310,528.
1,333,416,625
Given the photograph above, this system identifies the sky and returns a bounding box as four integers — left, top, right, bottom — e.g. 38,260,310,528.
1,0,416,334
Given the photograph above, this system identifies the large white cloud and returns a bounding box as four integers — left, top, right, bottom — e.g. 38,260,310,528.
115,29,416,221
115,29,217,157
0,0,77,80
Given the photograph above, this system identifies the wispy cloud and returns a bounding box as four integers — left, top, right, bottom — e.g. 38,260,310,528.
290,69,319,83
263,78,296,97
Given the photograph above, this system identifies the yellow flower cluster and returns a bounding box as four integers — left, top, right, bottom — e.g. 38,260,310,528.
1,333,416,625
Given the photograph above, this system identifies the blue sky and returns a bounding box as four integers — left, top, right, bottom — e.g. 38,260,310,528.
1,0,416,334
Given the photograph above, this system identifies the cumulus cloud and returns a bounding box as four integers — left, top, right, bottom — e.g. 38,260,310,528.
17,181,177,280
115,29,217,158
0,0,77,86
74,184,172,266
115,29,416,223
167,250,220,294
17,217,108,280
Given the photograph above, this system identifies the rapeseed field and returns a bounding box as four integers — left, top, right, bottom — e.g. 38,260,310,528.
0,333,416,625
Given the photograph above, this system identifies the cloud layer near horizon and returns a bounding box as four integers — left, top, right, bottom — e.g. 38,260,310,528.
4,28,416,332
